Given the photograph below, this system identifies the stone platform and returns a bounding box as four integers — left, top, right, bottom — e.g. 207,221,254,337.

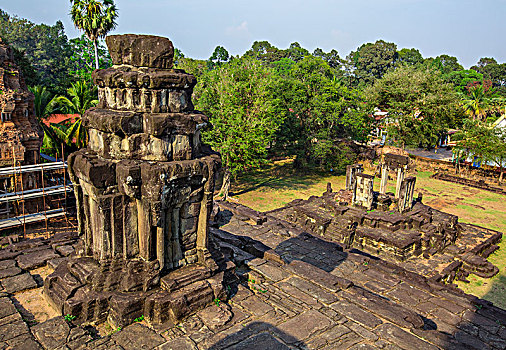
0,205,505,349
264,191,501,284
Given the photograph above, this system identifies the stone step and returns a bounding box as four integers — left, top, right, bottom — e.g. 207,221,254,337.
160,264,211,292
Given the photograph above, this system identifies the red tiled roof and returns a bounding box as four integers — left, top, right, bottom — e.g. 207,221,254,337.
44,114,79,126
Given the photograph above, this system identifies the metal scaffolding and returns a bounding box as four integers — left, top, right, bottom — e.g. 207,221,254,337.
0,159,73,236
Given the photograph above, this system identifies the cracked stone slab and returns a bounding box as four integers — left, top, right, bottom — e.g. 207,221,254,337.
111,323,165,349
276,309,332,344
16,249,60,270
158,337,197,350
2,273,37,293
0,266,22,279
31,316,70,350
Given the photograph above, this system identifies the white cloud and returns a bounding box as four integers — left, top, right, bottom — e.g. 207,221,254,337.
226,21,249,36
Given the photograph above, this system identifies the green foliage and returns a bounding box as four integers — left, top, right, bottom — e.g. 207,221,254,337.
274,56,370,170
454,120,506,176
444,70,483,94
472,59,506,96
207,45,230,69
174,47,185,66
29,86,60,121
195,58,284,177
176,57,208,78
313,48,341,69
64,314,76,322
70,0,118,69
244,40,286,63
0,10,72,92
460,81,503,121
366,65,460,148
133,315,144,322
53,80,98,148
397,48,424,66
286,42,309,63
348,40,398,85
272,58,295,77
69,34,111,82
424,55,463,75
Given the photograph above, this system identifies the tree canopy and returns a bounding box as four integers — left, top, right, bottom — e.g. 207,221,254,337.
366,66,460,148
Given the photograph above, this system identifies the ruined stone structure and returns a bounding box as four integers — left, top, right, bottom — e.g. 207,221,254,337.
45,34,230,328
268,155,501,283
0,39,43,218
0,38,42,169
379,153,409,198
345,164,363,191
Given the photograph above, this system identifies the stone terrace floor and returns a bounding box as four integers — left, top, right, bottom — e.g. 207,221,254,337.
0,211,505,349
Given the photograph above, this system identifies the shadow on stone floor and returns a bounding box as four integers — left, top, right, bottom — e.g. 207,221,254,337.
207,321,304,350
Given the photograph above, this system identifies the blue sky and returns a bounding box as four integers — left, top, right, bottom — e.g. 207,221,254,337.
2,0,506,67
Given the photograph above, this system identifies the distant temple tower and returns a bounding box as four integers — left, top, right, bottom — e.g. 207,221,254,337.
0,38,43,218
0,38,42,168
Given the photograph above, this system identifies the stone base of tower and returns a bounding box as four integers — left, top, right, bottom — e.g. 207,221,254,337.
44,240,234,328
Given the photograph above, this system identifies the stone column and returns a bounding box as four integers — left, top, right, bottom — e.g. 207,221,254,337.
379,166,388,195
352,173,375,210
346,164,363,191
395,165,407,199
398,176,416,213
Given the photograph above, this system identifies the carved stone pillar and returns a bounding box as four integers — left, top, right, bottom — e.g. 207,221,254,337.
352,173,375,210
346,164,363,191
398,176,416,213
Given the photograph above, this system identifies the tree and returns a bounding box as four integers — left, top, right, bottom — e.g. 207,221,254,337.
313,48,341,69
436,54,463,73
54,81,98,148
473,62,506,96
70,0,118,69
397,48,424,66
454,120,506,182
68,34,111,82
274,56,371,170
286,42,309,63
424,54,463,74
174,48,185,66
29,86,69,158
176,57,208,78
29,86,60,121
444,69,483,94
194,58,285,198
0,10,72,91
244,40,286,63
207,45,230,69
461,80,503,121
474,57,497,69
348,40,398,85
366,65,460,148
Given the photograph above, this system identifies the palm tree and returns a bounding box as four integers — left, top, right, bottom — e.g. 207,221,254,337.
70,0,118,69
29,86,60,122
54,81,98,148
461,83,505,121
29,86,67,158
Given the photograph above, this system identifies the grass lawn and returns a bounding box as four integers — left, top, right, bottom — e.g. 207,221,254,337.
229,159,506,308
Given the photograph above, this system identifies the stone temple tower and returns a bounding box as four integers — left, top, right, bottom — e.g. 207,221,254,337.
45,34,230,327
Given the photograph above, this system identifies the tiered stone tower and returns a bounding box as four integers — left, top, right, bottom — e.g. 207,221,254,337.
0,38,42,168
45,34,230,327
